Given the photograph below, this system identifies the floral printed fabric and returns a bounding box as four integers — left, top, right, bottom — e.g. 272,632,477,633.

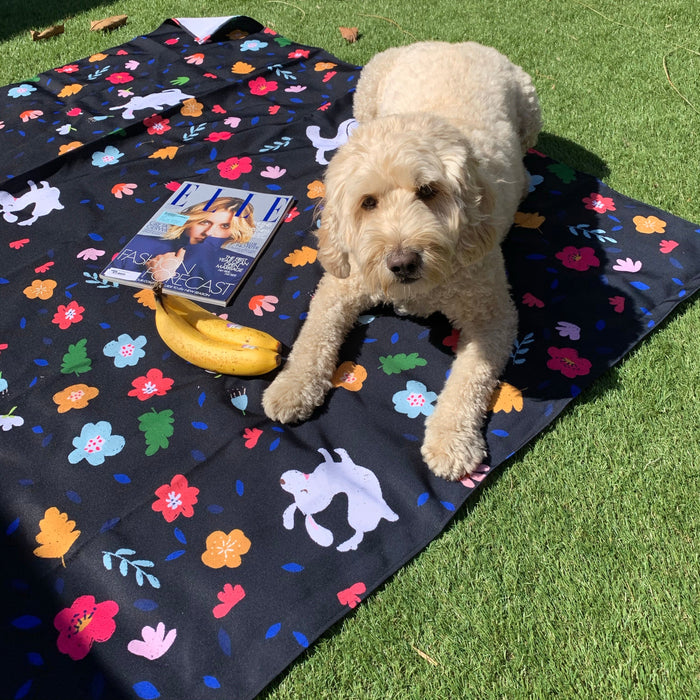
0,17,699,700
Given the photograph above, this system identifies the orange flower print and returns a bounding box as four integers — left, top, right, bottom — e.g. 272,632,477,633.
58,141,83,155
53,384,99,413
202,529,251,569
332,362,367,392
633,215,666,234
180,98,204,117
488,382,523,413
513,211,545,229
307,179,325,199
23,279,57,300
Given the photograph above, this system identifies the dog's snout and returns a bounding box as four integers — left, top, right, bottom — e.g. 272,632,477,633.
386,250,422,282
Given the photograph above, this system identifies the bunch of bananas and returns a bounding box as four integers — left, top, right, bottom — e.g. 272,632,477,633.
153,285,282,376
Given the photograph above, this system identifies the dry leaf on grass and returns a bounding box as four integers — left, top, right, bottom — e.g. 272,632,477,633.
339,27,360,43
30,25,64,42
90,15,128,32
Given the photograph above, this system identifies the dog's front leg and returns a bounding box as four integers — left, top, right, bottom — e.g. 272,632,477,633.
262,273,368,424
421,315,515,481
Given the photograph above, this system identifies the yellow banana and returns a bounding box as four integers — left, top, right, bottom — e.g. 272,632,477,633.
153,287,281,376
160,293,281,352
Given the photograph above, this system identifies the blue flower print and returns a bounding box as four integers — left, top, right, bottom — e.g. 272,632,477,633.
240,39,268,52
68,421,125,465
8,84,37,98
392,380,437,418
103,334,147,367
91,145,124,167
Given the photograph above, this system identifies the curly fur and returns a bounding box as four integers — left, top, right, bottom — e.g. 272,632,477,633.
263,41,541,480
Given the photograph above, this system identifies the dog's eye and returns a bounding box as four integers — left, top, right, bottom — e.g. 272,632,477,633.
416,184,438,201
360,195,378,211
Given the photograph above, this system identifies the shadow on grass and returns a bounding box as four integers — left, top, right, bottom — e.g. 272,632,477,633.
1,0,112,42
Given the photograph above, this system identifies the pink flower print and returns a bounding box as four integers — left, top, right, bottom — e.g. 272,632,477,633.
459,463,492,489
248,295,278,316
77,247,105,261
54,595,119,660
555,246,600,272
546,347,592,379
224,116,241,128
152,474,199,522
582,193,616,213
128,622,177,660
260,165,286,179
555,321,581,340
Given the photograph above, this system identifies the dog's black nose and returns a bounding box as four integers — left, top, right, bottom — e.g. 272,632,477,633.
386,250,422,282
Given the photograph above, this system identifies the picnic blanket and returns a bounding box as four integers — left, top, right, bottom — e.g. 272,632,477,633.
1,17,698,700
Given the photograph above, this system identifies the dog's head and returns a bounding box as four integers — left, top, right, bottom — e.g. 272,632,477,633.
315,113,496,299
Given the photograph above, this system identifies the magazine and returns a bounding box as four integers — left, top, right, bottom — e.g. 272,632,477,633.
100,181,294,306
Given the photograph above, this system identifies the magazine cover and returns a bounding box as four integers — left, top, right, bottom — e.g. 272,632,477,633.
100,181,294,306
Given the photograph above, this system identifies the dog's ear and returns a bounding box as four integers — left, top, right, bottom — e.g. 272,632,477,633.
442,142,500,261
314,176,352,279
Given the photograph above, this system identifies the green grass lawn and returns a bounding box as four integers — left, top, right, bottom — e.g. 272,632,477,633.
2,1,699,697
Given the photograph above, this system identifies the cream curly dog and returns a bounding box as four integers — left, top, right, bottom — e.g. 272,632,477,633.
263,41,541,480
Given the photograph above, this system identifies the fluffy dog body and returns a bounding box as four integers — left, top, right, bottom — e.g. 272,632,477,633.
263,42,541,480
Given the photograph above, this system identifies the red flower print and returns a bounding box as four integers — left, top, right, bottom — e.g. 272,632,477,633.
442,328,460,351
128,368,174,401
243,427,263,449
206,132,233,142
555,246,600,272
546,347,592,379
52,301,84,329
248,76,278,96
217,156,253,181
337,582,366,609
582,193,616,213
213,583,246,618
56,64,79,74
143,114,171,135
54,595,119,660
248,295,278,316
105,72,134,85
288,49,310,59
522,292,545,308
609,296,625,313
152,474,199,522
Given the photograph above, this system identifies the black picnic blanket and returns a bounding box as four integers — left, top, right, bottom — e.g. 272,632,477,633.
1,17,698,700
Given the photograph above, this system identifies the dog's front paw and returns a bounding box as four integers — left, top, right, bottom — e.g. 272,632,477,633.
421,419,486,481
262,369,330,424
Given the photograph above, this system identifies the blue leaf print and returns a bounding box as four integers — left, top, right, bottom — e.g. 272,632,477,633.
292,631,309,648
173,527,187,544
266,623,282,639
218,628,232,657
133,681,160,699
11,615,41,630
281,563,304,572
417,493,429,507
